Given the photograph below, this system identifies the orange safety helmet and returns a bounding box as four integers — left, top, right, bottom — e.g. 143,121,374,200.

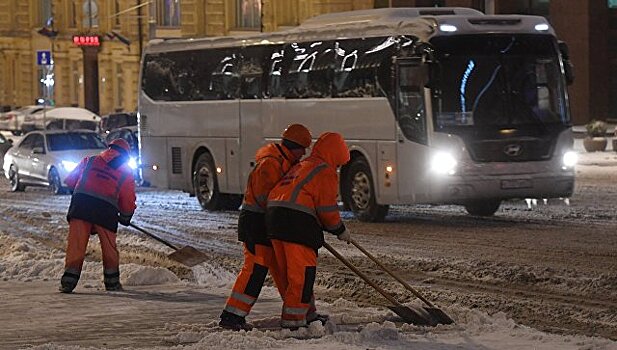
282,124,312,148
109,138,130,154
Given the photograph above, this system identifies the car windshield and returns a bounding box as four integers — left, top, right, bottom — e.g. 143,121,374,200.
430,34,569,130
47,133,107,151
102,113,137,131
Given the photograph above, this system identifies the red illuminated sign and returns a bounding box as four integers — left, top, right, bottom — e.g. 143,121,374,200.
72,35,101,47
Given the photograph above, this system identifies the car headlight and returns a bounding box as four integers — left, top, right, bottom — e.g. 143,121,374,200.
562,151,578,168
61,160,78,172
128,157,138,170
431,151,458,175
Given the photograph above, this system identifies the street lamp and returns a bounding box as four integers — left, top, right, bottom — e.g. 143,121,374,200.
36,18,59,129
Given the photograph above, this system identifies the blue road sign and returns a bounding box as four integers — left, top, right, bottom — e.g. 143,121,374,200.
37,50,51,65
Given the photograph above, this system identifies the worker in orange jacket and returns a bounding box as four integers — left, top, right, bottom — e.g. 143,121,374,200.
266,132,351,329
59,138,137,293
220,124,313,331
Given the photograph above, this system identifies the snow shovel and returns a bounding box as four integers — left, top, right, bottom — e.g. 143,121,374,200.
349,238,455,326
129,223,208,267
323,242,443,326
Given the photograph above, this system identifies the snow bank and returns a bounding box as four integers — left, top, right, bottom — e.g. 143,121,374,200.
0,233,180,287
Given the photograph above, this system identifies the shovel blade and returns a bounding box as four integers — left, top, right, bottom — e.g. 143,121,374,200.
424,307,455,325
168,246,208,267
388,305,454,326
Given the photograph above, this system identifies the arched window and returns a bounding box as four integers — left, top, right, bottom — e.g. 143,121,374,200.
82,0,99,28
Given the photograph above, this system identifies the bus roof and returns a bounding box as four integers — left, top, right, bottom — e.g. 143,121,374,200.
144,8,554,54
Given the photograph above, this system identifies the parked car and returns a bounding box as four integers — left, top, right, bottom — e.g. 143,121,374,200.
3,130,107,194
100,112,137,134
21,107,100,133
106,126,143,184
0,130,21,144
0,132,13,169
0,105,47,135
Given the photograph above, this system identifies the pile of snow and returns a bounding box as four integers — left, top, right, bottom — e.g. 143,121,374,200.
0,233,180,287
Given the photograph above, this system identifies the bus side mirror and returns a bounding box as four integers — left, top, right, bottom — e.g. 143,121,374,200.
558,41,575,85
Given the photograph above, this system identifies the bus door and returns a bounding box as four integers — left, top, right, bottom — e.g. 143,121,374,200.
394,58,431,203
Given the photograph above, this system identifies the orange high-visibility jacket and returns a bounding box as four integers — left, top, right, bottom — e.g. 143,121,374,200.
266,132,350,249
65,148,136,233
238,143,297,246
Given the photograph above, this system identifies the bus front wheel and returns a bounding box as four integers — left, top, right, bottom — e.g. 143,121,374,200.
464,200,501,216
342,158,388,222
193,153,223,211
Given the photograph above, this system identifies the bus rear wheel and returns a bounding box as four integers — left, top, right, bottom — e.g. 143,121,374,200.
193,153,241,211
464,200,501,216
342,158,388,222
193,153,223,211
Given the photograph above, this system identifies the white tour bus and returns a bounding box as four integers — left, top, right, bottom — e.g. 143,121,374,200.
138,7,576,221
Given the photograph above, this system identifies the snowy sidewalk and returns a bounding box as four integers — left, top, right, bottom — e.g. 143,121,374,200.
0,281,256,349
574,138,617,166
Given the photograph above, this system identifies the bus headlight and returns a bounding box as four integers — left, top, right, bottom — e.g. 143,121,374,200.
431,152,458,175
562,151,578,168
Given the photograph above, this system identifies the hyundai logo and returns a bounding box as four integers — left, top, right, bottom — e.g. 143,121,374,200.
503,144,523,157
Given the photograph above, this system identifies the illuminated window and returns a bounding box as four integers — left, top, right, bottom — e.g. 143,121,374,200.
156,0,180,27
115,63,124,109
82,0,99,28
236,0,261,29
68,0,77,28
40,0,52,26
113,0,121,28
610,0,617,8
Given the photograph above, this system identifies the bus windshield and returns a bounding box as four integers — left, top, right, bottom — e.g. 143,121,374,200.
430,34,569,131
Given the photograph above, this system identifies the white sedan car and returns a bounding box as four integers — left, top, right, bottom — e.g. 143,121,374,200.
3,130,107,194
0,105,47,135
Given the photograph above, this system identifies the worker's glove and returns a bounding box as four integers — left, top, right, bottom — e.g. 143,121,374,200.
118,213,132,227
337,229,352,243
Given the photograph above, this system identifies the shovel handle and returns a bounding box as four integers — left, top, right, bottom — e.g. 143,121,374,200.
349,238,435,308
323,242,407,309
129,223,179,250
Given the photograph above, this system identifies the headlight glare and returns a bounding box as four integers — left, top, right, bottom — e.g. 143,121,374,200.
61,160,78,172
128,157,138,170
562,151,578,168
431,152,457,175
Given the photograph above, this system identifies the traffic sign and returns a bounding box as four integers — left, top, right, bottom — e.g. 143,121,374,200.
37,50,52,65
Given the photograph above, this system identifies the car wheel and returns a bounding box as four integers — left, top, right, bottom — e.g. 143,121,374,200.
8,165,25,192
464,200,501,216
342,157,389,222
48,168,64,195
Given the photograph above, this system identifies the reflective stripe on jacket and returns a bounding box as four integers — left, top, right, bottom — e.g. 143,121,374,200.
65,148,136,232
266,133,350,249
238,143,296,246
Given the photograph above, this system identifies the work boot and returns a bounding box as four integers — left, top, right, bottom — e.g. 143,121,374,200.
219,310,253,331
58,281,75,294
307,313,329,326
105,283,123,292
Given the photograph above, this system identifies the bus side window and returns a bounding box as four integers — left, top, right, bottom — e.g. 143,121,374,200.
241,46,268,99
210,49,241,99
334,37,394,98
397,65,428,145
267,48,286,98
283,41,334,99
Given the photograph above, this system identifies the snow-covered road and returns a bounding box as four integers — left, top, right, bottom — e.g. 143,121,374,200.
0,150,616,349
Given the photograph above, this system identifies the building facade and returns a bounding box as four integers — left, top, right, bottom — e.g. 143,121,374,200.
0,0,613,124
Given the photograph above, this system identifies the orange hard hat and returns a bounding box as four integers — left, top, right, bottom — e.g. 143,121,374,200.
109,138,130,153
282,124,312,148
